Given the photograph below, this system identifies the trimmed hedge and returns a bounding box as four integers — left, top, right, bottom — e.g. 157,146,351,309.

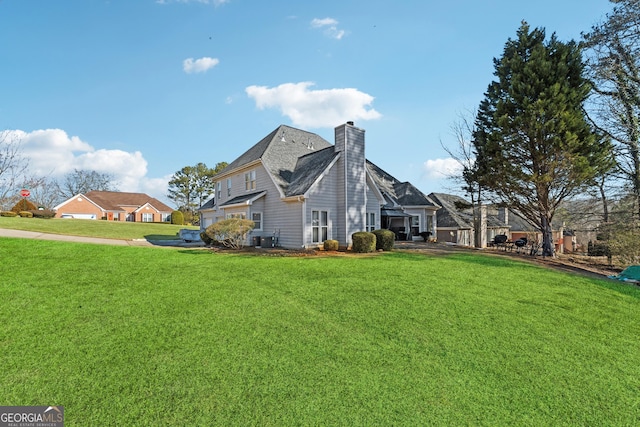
200,231,214,246
1,211,18,217
18,211,34,218
323,239,339,251
352,232,376,253
171,210,184,225
11,199,37,213
372,229,395,251
30,209,55,219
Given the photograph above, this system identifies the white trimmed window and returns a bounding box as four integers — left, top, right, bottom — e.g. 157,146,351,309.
227,178,232,196
216,181,221,200
142,213,153,222
411,215,420,237
252,212,262,231
312,210,329,243
161,213,171,222
245,170,256,191
366,212,376,231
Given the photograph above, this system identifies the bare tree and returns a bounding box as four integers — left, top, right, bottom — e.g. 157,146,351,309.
0,130,29,210
57,169,118,199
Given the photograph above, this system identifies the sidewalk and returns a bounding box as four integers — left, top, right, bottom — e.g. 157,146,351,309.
0,228,176,247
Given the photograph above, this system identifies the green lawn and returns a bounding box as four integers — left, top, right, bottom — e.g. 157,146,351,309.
0,216,198,240
1,238,639,426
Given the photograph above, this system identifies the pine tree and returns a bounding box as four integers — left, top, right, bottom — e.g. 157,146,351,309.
473,22,613,256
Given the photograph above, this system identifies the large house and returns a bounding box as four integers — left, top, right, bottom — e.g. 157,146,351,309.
200,122,439,249
53,191,173,222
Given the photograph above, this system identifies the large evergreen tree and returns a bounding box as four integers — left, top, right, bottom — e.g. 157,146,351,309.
473,22,612,256
167,162,227,213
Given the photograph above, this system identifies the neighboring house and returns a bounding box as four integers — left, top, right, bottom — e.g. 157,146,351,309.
429,193,510,246
429,192,568,252
200,122,438,249
53,191,173,222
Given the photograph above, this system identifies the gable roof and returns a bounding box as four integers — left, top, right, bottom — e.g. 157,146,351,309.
367,161,439,208
82,191,173,212
216,124,435,207
216,125,333,194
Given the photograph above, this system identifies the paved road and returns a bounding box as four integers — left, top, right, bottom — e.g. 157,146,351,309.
0,228,203,247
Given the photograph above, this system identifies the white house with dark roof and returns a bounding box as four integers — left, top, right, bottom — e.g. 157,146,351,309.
200,122,439,249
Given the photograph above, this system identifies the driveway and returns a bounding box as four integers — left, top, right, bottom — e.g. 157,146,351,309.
0,228,203,248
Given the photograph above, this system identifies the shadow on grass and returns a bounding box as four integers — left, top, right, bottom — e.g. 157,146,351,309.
144,234,180,241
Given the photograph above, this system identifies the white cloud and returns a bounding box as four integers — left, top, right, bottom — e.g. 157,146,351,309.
183,57,220,74
12,129,171,203
245,82,381,128
423,157,463,179
311,17,346,40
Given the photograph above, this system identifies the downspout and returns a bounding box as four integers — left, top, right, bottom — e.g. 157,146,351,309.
302,197,307,248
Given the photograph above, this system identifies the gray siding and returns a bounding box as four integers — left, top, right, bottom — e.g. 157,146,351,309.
305,163,341,247
334,123,366,246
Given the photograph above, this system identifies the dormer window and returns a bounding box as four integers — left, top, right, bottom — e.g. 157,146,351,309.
245,170,256,191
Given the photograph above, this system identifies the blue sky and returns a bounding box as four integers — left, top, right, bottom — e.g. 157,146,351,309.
0,0,614,206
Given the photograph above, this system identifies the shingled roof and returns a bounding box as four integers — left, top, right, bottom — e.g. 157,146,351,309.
83,191,173,212
216,125,334,196
216,124,437,205
367,161,439,208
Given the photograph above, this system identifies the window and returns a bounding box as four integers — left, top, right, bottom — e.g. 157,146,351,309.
312,210,328,243
226,213,246,219
142,213,153,222
411,215,420,237
216,181,221,200
161,213,171,222
366,212,376,231
245,170,256,191
252,212,262,231
227,178,232,196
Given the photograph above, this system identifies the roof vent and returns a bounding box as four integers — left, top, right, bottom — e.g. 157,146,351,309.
280,131,286,142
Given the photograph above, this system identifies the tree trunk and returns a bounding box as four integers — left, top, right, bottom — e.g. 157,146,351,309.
541,216,554,257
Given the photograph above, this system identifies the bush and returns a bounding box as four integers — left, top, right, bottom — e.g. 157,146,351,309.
372,229,395,251
352,232,376,253
18,211,33,218
205,218,255,249
29,209,56,219
200,231,214,246
11,199,37,213
588,240,611,257
1,211,18,217
171,210,184,225
323,239,339,251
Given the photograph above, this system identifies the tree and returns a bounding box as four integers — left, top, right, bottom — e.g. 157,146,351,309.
167,162,227,213
582,0,640,217
0,130,29,210
442,109,488,248
473,22,613,256
57,169,118,199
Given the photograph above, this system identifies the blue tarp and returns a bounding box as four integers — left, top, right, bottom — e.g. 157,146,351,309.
609,265,640,283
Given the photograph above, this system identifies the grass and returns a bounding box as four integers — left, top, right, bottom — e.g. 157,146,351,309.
1,238,639,426
0,216,198,240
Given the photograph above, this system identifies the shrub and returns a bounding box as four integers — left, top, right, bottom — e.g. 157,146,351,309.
323,239,339,251
205,218,255,249
1,211,18,217
11,199,37,213
588,240,611,257
171,210,184,225
352,232,376,253
18,211,34,218
200,231,214,246
372,229,395,251
29,209,56,219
